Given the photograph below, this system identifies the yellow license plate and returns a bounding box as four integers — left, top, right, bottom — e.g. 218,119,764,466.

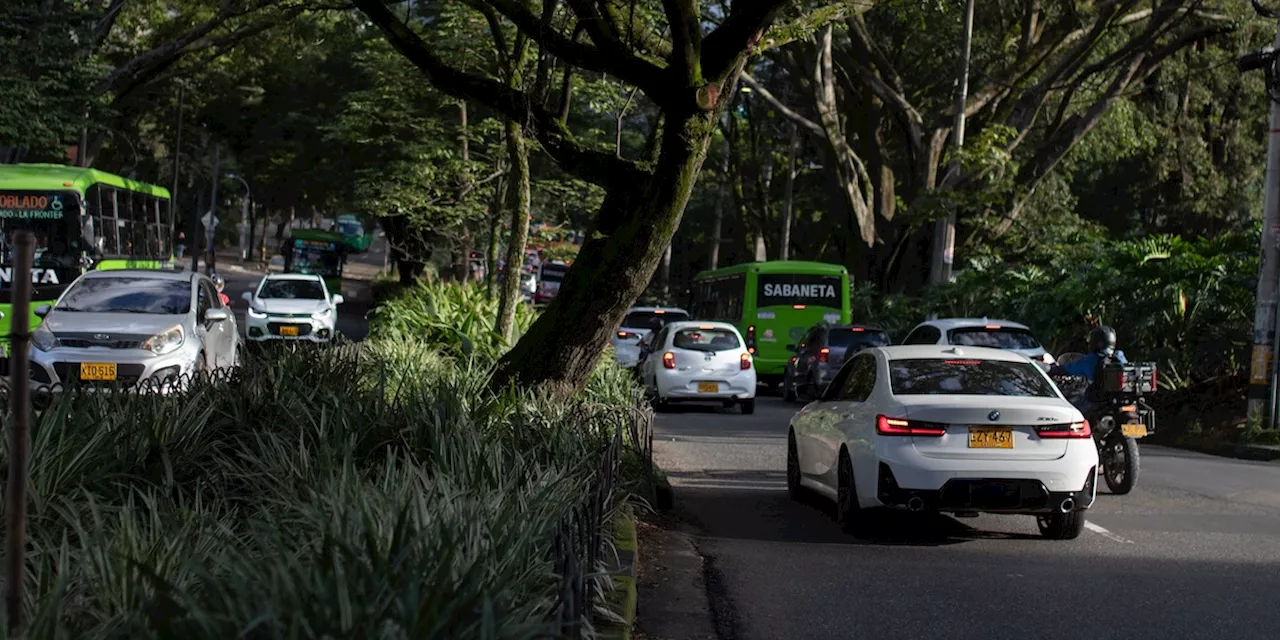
968,427,1014,449
697,382,718,393
1121,423,1147,438
279,326,299,336
80,362,117,381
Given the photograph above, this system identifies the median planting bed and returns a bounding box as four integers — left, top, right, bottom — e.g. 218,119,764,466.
0,282,649,638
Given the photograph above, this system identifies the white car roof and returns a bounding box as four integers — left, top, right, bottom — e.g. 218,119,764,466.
263,273,325,282
876,344,1031,363
627,306,690,314
913,317,1031,332
664,320,741,333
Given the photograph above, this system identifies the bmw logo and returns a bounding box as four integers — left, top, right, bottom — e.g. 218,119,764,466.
988,410,1000,422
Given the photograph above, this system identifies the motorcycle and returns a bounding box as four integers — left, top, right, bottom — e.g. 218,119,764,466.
1050,355,1156,495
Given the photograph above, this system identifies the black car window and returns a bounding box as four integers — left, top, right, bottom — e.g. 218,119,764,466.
903,326,940,345
205,281,225,308
837,354,877,402
56,277,191,315
828,329,891,350
196,281,213,319
623,310,690,329
889,358,1057,397
260,278,326,300
821,358,857,402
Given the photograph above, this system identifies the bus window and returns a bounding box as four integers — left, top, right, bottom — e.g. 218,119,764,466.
0,190,80,269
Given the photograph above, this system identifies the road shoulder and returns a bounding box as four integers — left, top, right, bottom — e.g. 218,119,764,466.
635,516,719,640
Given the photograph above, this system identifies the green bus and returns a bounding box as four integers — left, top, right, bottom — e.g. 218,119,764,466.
690,261,850,382
0,163,176,357
335,214,374,253
283,228,348,294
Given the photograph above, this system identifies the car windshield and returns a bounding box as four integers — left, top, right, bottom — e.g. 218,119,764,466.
673,328,740,352
829,329,890,349
948,327,1042,350
623,310,689,330
56,277,190,314
259,279,326,299
889,358,1057,397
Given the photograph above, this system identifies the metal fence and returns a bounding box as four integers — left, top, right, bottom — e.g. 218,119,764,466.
553,395,653,637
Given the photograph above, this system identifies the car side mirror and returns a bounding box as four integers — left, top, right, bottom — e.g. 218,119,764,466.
205,308,230,322
241,291,253,303
332,294,344,305
34,305,50,318
785,344,796,351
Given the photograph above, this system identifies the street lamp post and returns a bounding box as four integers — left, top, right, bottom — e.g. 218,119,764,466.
226,173,251,264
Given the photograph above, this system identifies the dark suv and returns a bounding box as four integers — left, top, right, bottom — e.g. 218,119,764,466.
782,323,891,403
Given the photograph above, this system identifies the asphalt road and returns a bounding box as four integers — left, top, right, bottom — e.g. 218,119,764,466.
654,396,1280,640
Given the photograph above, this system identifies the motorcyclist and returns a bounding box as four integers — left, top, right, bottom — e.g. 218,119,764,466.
211,273,230,306
1047,325,1127,383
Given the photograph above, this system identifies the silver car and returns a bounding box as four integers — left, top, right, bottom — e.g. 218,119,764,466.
29,269,241,391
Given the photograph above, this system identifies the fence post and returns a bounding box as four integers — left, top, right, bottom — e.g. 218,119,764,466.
5,231,35,636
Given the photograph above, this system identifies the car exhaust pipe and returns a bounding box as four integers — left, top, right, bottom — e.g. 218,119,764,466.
907,496,925,512
1059,498,1075,513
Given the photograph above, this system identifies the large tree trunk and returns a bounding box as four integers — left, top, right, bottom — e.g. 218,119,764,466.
490,109,720,394
495,120,532,341
484,169,507,298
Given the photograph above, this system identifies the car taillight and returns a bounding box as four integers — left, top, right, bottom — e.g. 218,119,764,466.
740,352,752,370
1036,420,1091,439
818,347,830,363
1150,369,1157,392
662,352,676,369
745,325,757,353
617,331,637,340
876,415,947,437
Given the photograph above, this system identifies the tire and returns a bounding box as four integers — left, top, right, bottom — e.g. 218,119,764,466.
740,398,756,415
1102,434,1140,495
1037,510,1086,540
836,449,863,535
786,431,804,501
804,374,819,402
782,373,796,403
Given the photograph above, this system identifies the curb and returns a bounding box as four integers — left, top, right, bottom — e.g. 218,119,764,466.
598,511,639,640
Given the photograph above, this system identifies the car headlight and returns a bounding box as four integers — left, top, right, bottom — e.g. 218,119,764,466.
32,324,58,351
141,325,185,356
312,307,332,319
247,306,267,318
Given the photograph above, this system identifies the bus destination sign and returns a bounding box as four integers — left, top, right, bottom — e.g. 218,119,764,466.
0,192,69,220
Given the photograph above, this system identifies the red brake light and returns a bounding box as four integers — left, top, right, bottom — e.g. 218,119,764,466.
662,352,676,369
793,304,807,309
984,324,1001,329
748,346,756,354
819,347,830,363
617,331,636,339
740,352,752,370
1036,420,1091,439
944,359,981,365
1150,369,1157,391
852,327,864,331
876,415,946,437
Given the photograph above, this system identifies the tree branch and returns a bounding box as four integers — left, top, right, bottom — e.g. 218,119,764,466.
739,73,824,137
702,0,791,84
353,0,646,189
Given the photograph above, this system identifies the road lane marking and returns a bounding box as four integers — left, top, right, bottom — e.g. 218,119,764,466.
1084,520,1132,544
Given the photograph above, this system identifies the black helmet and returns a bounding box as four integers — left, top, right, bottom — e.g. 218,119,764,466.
1089,325,1117,355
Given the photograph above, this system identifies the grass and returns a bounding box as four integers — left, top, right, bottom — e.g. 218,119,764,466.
0,337,648,638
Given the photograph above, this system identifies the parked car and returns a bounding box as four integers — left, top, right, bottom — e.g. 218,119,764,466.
612,306,690,368
783,323,890,403
639,321,756,414
29,269,241,391
242,273,344,342
787,345,1096,540
900,318,1053,364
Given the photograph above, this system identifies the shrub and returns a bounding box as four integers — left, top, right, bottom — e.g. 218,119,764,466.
0,340,642,638
367,281,537,358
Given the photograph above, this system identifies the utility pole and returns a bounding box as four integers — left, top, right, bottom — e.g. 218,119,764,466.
206,143,220,276
171,84,184,266
929,0,975,285
1243,0,1280,426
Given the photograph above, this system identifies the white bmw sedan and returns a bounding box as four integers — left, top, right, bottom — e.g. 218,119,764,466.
787,345,1098,539
639,321,756,414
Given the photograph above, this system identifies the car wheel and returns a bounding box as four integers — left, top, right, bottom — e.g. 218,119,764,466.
836,449,863,535
740,398,756,415
782,372,796,403
786,431,805,501
1036,510,1086,540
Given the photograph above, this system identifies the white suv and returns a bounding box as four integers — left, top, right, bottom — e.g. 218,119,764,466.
242,274,343,342
900,318,1053,364
639,321,757,414
612,306,690,368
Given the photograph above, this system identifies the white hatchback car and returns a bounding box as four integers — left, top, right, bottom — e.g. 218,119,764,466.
901,318,1054,364
612,306,690,368
242,274,343,342
639,321,757,414
787,345,1097,539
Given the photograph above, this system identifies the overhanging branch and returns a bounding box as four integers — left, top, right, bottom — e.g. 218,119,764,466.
702,0,791,83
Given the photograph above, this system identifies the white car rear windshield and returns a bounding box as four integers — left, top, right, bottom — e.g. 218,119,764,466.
889,358,1056,397
623,310,689,329
948,327,1041,350
673,328,740,352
